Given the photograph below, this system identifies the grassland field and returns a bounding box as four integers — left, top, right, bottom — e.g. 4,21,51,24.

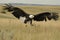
0,6,60,40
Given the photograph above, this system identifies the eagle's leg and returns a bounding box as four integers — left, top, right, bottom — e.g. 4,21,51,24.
30,20,33,26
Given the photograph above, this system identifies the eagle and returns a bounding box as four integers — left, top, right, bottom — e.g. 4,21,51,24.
2,4,59,26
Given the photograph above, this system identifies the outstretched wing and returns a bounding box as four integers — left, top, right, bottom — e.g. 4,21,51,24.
33,12,48,21
33,12,59,21
2,4,30,19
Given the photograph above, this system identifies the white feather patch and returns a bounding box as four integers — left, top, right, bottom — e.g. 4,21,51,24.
29,15,34,18
19,17,26,22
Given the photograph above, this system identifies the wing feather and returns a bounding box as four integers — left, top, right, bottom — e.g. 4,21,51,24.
33,12,51,21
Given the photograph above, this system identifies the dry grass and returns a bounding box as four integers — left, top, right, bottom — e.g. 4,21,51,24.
0,6,60,40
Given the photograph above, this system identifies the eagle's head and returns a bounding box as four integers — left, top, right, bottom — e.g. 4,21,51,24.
29,15,34,19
